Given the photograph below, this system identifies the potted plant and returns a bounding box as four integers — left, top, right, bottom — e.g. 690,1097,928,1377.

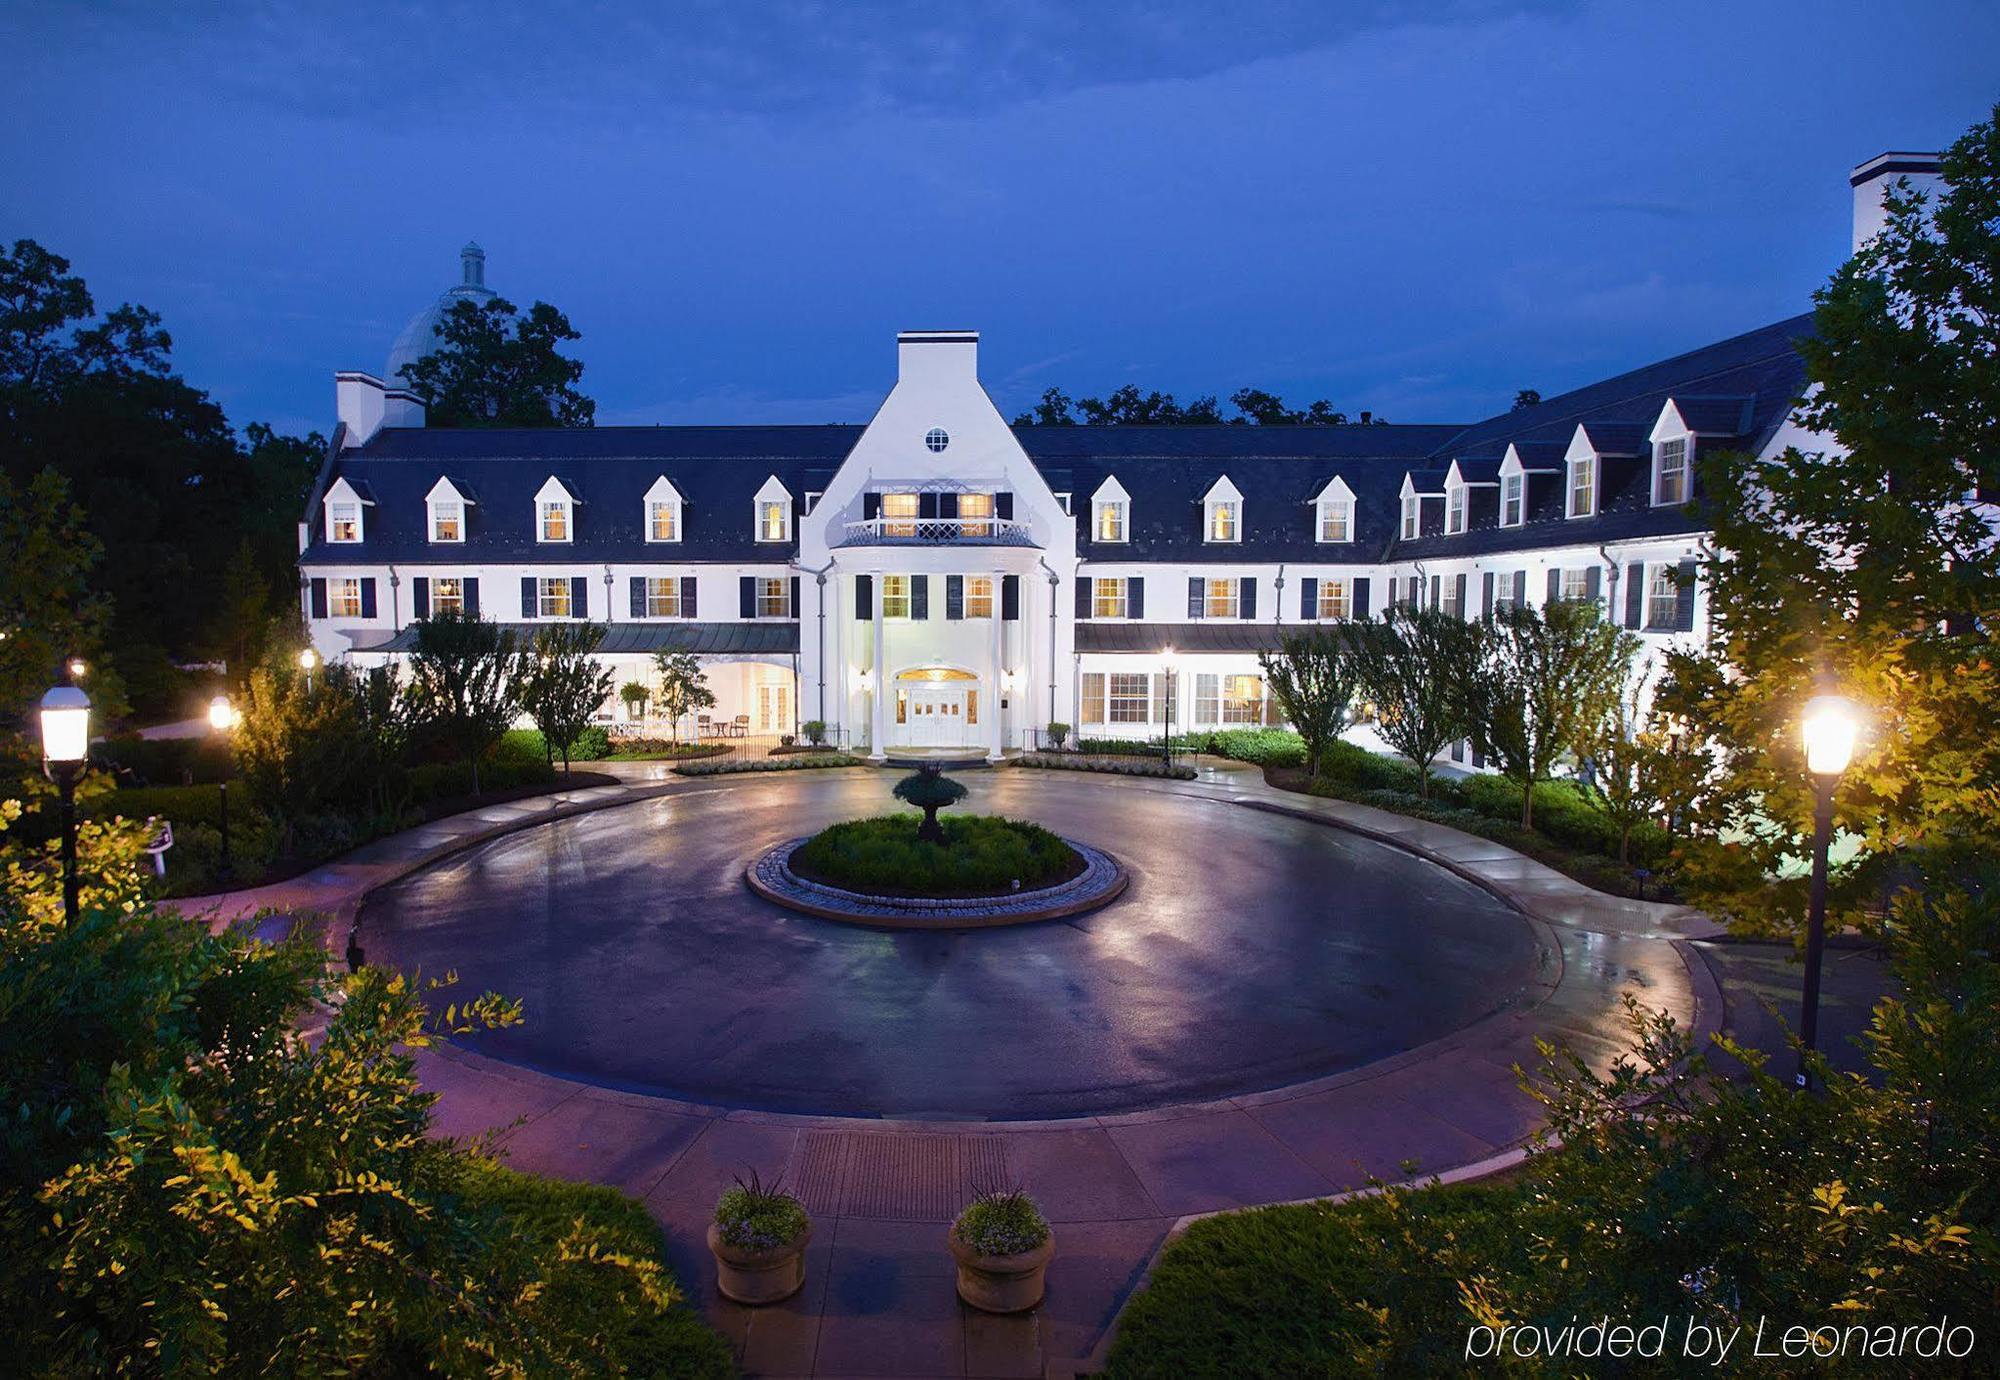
1046,721,1071,751
802,718,827,747
708,1171,812,1305
948,1188,1053,1313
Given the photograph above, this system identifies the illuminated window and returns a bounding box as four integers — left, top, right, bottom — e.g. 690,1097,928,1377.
1204,578,1239,618
756,577,790,617
431,577,464,614
1316,578,1351,620
329,503,361,543
1500,473,1524,526
648,500,679,541
430,501,461,543
964,576,994,618
1654,438,1689,505
1317,499,1352,543
882,574,912,618
537,577,572,618
645,577,681,617
329,578,362,616
1220,674,1264,724
881,492,918,537
959,492,995,536
1095,499,1127,542
1400,495,1420,540
1093,577,1128,619
1647,564,1680,628
1107,673,1150,723
540,499,570,542
757,499,789,542
1206,499,1240,543
1081,673,1106,724
1567,456,1595,518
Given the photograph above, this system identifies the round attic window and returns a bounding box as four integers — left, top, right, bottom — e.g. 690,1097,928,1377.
924,427,950,453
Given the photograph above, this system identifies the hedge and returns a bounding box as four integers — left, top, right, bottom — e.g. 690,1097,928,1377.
1012,754,1196,781
673,753,864,776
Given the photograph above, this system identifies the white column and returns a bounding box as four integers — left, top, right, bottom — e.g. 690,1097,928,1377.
987,581,1005,761
868,582,887,759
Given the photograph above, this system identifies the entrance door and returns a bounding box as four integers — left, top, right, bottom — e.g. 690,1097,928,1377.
908,687,964,746
756,682,791,734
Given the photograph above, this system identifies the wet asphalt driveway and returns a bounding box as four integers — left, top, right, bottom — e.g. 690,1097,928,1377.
360,768,1539,1119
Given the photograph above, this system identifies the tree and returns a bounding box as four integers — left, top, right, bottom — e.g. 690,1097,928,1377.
620,680,651,721
0,467,121,729
1258,630,1359,776
1511,388,1542,410
1578,666,1672,866
0,801,732,1375
651,651,715,743
400,296,595,427
1011,384,1379,426
1347,606,1481,798
518,623,611,772
210,539,272,683
893,764,968,844
1473,600,1638,829
1685,102,2000,934
405,609,519,793
234,651,403,845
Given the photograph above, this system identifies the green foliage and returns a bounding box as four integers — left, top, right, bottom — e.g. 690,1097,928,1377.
405,609,520,792
1348,605,1481,796
1258,629,1358,776
953,1189,1050,1257
398,295,595,427
1179,727,1307,767
1472,599,1638,829
502,725,611,764
1686,103,2000,936
1010,384,1382,426
651,650,716,743
714,1172,810,1251
516,622,613,771
95,732,234,786
1015,754,1195,780
791,814,1080,897
0,466,122,729
800,718,827,746
619,679,651,716
234,652,404,836
1045,721,1070,748
672,753,861,776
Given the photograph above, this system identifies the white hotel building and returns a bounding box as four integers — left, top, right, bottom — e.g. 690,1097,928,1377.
299,153,1938,761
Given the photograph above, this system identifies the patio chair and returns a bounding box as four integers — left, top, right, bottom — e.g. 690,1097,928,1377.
732,714,750,738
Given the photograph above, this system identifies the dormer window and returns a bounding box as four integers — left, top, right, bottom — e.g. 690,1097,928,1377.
1445,484,1467,535
753,475,793,542
1095,498,1127,542
1201,477,1243,544
643,476,683,543
534,477,576,543
1566,455,1596,518
1400,494,1419,541
329,502,361,543
425,477,471,544
1500,473,1524,527
1653,437,1690,506
1317,498,1352,543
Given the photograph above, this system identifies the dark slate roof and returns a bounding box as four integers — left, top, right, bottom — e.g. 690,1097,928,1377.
1391,313,1815,561
375,620,799,655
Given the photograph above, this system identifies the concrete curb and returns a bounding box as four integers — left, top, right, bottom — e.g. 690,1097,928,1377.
744,834,1129,928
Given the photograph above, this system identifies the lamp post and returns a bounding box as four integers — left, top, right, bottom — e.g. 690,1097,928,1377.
298,646,319,687
1795,693,1859,1090
208,694,238,882
1160,646,1177,770
39,677,91,926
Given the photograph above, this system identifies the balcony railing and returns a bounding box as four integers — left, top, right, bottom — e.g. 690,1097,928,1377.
840,516,1038,547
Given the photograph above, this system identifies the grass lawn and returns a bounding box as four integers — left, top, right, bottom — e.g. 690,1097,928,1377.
789,812,1083,897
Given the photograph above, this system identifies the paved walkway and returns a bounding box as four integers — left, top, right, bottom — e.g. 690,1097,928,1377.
176,757,1721,1378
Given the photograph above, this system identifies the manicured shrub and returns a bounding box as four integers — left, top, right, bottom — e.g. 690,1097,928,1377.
714,1173,810,1251
1074,737,1170,758
953,1189,1050,1257
673,753,862,776
609,738,729,760
501,725,613,763
1012,754,1195,781
1180,728,1307,768
95,734,235,786
790,813,1081,897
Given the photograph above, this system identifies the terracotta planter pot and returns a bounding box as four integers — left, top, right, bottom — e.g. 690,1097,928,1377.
948,1228,1055,1313
708,1221,811,1305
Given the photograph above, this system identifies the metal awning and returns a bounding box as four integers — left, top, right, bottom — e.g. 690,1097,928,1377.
373,621,800,655
1076,621,1348,655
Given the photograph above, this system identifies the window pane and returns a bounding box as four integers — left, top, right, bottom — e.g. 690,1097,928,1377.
1209,501,1238,541
1401,497,1418,539
760,501,787,540
1194,673,1219,725
1501,475,1523,525
1647,565,1679,627
432,577,463,613
1096,502,1125,541
1093,577,1127,618
882,492,918,537
646,577,680,617
1317,579,1351,619
539,577,571,617
1205,579,1238,618
1568,460,1593,516
1221,675,1263,724
330,503,360,542
1656,439,1688,504
965,576,994,618
1561,568,1590,601
757,577,789,617
1319,501,1349,542
959,493,994,535
1107,673,1150,723
331,578,361,616
432,502,460,541
882,574,911,618
1081,672,1106,724
1447,488,1465,533
650,501,677,540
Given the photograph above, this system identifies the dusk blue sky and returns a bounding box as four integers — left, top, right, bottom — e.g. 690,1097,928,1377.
3,2,1996,439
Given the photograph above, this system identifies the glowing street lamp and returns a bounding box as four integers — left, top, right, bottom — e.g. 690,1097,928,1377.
39,676,91,926
209,694,239,881
298,646,319,688
1795,692,1860,1090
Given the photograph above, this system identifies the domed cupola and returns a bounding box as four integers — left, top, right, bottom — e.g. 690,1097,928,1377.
385,241,497,385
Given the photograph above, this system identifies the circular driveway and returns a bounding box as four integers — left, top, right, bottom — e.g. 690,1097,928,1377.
360,769,1541,1119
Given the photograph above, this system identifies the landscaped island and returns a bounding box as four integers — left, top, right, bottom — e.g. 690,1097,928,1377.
789,813,1085,899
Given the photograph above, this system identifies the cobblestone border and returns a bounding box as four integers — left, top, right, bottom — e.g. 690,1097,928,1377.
745,834,1128,927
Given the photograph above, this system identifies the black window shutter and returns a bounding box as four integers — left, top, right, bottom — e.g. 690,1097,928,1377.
790,575,800,617
1353,577,1370,619
995,492,1013,520
1076,577,1092,619
412,577,429,619
571,576,588,618
855,574,873,620
1408,575,1421,607
521,576,538,619
630,576,646,618
681,575,698,618
945,574,964,620
939,493,959,520
863,492,881,520
1430,574,1441,607
739,576,756,618
1300,576,1317,618
1513,570,1527,606
1482,571,1495,618
309,577,327,619
1455,572,1467,615
1128,576,1145,620
1240,577,1257,620
463,578,480,617
1625,562,1646,628
1675,557,1697,631
1187,576,1204,619
910,574,929,620
1001,574,1020,621
1585,566,1601,602
919,492,940,521
359,578,377,619
1547,568,1562,604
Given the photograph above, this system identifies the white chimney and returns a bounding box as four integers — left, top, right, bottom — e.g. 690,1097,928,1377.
1849,151,1943,253
896,330,980,387
335,370,386,448
382,387,427,430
